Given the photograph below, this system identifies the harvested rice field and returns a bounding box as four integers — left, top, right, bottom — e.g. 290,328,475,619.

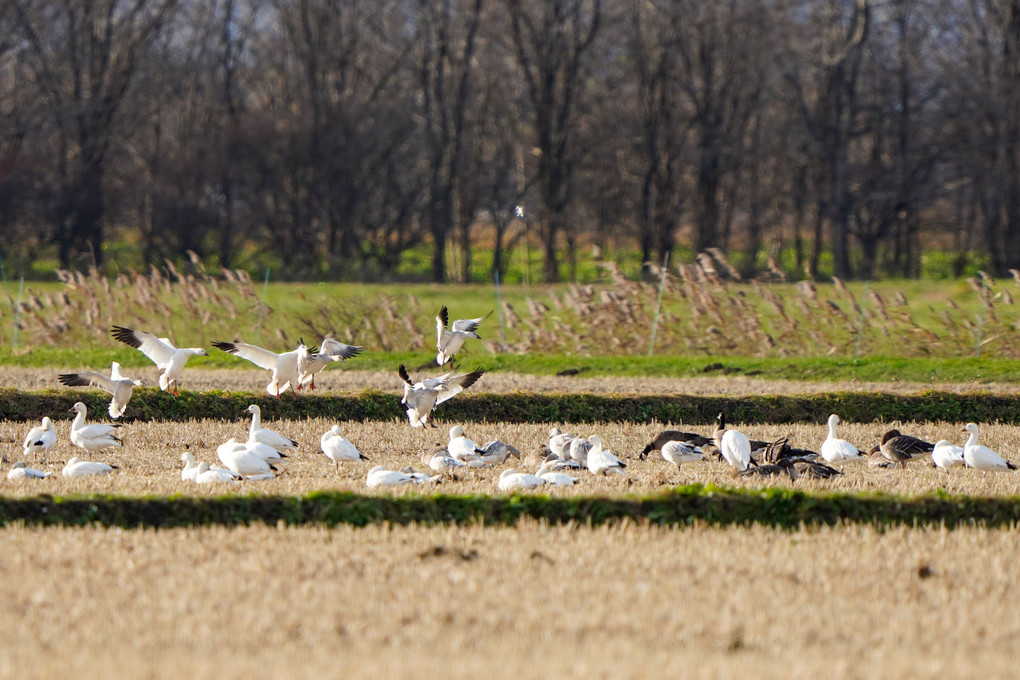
2,417,1020,498
0,521,1016,679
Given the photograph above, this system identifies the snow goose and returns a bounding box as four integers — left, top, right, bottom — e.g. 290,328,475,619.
719,429,753,472
713,413,770,453
195,462,239,484
640,430,713,460
428,448,466,474
547,428,577,459
447,425,484,462
319,425,368,470
537,460,578,486
180,451,200,481
435,305,491,367
22,417,56,458
932,440,965,469
216,438,276,478
243,439,288,463
246,404,298,452
366,466,414,488
62,457,116,478
962,423,1016,471
879,429,935,469
7,462,49,481
568,437,591,468
586,435,627,476
660,440,705,470
820,414,864,465
296,337,363,390
111,325,208,394
498,469,546,491
398,365,485,428
477,439,521,465
212,340,301,397
58,362,143,418
68,402,122,456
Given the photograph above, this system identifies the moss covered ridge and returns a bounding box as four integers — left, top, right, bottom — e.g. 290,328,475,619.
1,486,1017,529
2,387,1019,424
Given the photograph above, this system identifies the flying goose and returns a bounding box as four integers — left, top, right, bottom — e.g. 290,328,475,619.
58,362,143,418
435,305,491,367
212,340,301,397
296,337,364,390
962,423,1016,471
68,402,122,456
319,425,369,470
398,364,485,428
22,417,57,458
111,325,208,395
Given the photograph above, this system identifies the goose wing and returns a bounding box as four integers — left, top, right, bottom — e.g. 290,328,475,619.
112,326,176,368
435,368,485,404
320,337,363,361
212,341,279,370
58,370,117,395
451,310,492,334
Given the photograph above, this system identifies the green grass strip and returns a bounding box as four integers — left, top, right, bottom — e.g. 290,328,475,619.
3,387,1020,424
0,486,1017,529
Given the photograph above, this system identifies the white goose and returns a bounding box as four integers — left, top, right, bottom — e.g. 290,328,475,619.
962,423,1016,472
537,460,578,486
319,425,368,470
180,451,200,481
820,414,864,464
719,430,752,472
194,462,239,484
498,469,546,491
428,449,466,474
7,462,49,481
62,457,115,478
68,402,122,456
246,404,298,452
447,425,484,462
111,325,208,394
366,466,414,488
931,440,965,469
547,428,577,459
212,340,301,397
435,305,491,367
296,337,363,390
586,435,627,476
398,365,485,428
58,362,143,418
568,437,591,468
22,417,57,458
216,438,276,478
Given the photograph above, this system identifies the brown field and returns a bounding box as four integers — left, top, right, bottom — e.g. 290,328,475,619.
5,365,1020,396
3,416,1020,498
0,521,1017,679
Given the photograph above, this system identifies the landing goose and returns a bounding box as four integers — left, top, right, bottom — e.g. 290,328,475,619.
398,365,485,428
212,340,301,397
435,306,491,367
296,337,363,390
58,362,143,418
111,325,208,394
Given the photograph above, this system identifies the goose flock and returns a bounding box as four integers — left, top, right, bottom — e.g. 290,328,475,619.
8,309,1018,489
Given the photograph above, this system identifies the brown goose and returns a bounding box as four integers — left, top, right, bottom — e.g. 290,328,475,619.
879,429,935,469
789,458,843,479
866,445,894,469
753,435,819,464
738,458,797,480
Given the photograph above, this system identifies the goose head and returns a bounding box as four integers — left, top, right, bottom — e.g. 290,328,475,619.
449,425,465,439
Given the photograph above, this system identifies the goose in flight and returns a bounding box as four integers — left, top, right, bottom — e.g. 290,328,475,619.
435,305,491,367
111,325,208,395
297,337,364,390
58,362,143,418
397,364,485,428
22,417,57,458
212,340,301,397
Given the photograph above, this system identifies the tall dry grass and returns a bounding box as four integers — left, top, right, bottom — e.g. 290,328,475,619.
3,418,1020,498
0,521,1016,679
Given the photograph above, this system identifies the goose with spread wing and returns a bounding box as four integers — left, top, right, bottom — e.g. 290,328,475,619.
398,364,485,428
111,325,208,395
212,340,301,397
58,362,143,418
435,305,491,367
297,336,364,389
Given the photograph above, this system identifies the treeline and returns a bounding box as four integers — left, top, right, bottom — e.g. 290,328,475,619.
2,0,1020,282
